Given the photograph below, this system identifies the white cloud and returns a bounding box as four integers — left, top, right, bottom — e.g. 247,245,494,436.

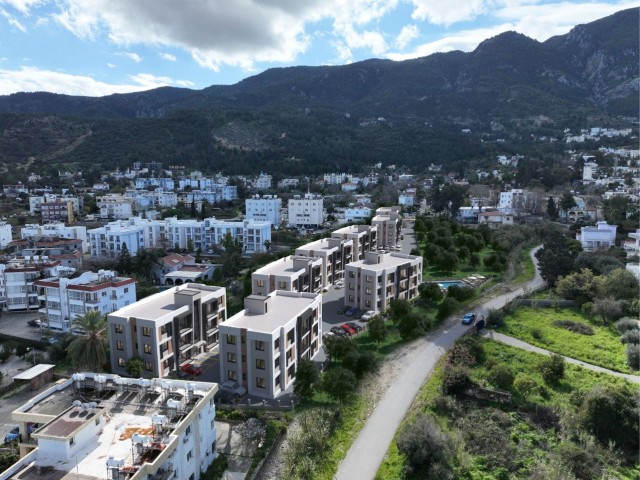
0,66,194,96
409,0,494,25
395,24,419,49
116,51,142,63
0,0,44,16
106,62,116,68
1,7,26,31
160,52,176,62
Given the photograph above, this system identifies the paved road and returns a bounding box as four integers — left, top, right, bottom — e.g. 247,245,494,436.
481,330,640,384
334,246,545,480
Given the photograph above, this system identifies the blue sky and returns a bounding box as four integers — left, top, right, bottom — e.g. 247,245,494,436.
0,0,637,96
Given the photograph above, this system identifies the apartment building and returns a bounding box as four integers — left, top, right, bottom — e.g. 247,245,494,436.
0,257,64,312
219,290,322,399
344,205,372,223
203,218,271,253
287,193,324,228
10,237,84,269
344,251,423,313
29,194,81,216
36,270,136,333
0,221,12,249
372,206,402,248
245,195,282,226
88,222,147,259
295,237,354,286
134,177,175,190
623,229,640,257
21,223,88,252
254,173,272,190
331,224,378,260
97,194,136,220
108,284,227,378
5,372,218,480
251,255,323,296
40,201,75,223
576,221,618,251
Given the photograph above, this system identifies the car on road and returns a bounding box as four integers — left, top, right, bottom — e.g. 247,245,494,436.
220,380,247,397
27,319,41,328
4,426,19,443
345,307,357,317
345,322,363,333
462,312,476,325
180,363,204,377
330,326,348,336
341,324,356,335
360,311,376,322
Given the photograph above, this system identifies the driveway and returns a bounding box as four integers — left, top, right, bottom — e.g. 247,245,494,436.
335,246,545,480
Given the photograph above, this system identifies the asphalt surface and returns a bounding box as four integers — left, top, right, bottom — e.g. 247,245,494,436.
334,246,546,480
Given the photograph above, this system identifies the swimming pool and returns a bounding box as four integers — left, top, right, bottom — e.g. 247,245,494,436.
436,280,468,289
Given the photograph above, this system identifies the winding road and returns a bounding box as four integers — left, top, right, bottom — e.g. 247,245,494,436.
335,246,547,480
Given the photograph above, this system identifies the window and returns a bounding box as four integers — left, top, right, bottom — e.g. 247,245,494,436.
187,450,192,461
349,283,354,290
116,340,124,351
349,271,355,278
256,280,265,287
124,288,129,293
145,362,153,371
274,338,280,350
278,281,287,289
275,376,281,388
142,327,151,337
256,377,266,389
365,300,371,307
114,324,123,334
256,359,265,370
348,295,354,302
228,370,237,381
365,275,372,282
226,334,236,345
275,356,280,369
70,437,75,446
144,344,152,354
365,287,372,295
118,357,125,367
255,340,265,351
227,352,236,363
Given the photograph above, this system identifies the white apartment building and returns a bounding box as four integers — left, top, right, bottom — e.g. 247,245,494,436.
576,221,618,251
134,177,175,190
344,251,423,313
4,372,218,480
497,189,533,214
332,224,377,260
254,173,272,190
296,237,354,286
288,194,324,228
36,270,136,333
252,255,323,296
97,194,136,220
88,223,147,259
108,284,227,378
372,206,402,248
398,188,417,207
324,173,350,185
180,186,238,204
219,290,322,399
277,178,299,188
344,205,372,223
204,218,271,254
126,190,178,210
0,221,12,249
246,195,281,226
21,223,88,252
29,194,81,215
623,229,640,257
0,258,65,312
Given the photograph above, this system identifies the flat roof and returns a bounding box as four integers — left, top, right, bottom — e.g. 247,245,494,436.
164,271,205,279
225,291,320,333
348,252,420,271
14,364,55,381
254,256,313,276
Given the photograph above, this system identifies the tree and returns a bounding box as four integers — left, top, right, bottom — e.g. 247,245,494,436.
435,251,459,274
263,239,272,253
67,310,109,371
536,230,577,286
437,297,460,320
469,252,480,268
540,353,565,384
546,196,559,220
428,183,466,218
321,367,357,403
398,311,430,340
389,299,411,321
555,269,597,305
559,192,576,222
367,316,388,346
488,365,515,389
133,248,162,283
397,413,452,475
602,196,632,225
419,282,443,303
294,359,320,400
190,199,197,218
117,242,132,275
323,335,356,361
221,232,243,278
592,297,624,324
0,346,11,363
513,374,537,399
195,247,202,264
125,357,144,377
626,344,640,370
597,268,639,301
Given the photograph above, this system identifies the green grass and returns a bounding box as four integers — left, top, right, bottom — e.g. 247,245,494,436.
376,339,639,480
512,246,535,284
499,307,632,374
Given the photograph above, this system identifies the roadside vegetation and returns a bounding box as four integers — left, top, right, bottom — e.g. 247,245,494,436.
377,336,640,480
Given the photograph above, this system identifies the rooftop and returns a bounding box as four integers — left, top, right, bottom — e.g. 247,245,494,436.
253,256,318,276
348,252,421,271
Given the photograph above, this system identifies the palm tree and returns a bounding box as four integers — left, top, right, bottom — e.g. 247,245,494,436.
67,310,109,371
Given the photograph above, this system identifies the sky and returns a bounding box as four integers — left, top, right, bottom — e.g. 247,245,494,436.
0,0,637,97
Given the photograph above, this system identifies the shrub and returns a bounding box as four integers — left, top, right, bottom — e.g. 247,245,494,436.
552,319,594,335
455,409,515,470
626,344,640,370
540,353,565,384
398,311,430,340
486,309,506,327
620,329,640,345
488,365,515,390
615,317,639,334
581,301,595,317
442,363,470,395
201,453,228,480
447,343,476,367
446,284,474,302
437,297,460,320
554,442,608,480
455,335,484,362
397,413,452,475
531,328,543,340
513,374,538,399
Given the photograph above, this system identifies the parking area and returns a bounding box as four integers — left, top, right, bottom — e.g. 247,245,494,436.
0,311,47,343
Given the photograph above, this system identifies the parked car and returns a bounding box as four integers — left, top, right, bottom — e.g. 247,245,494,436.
341,324,356,335
335,281,344,289
4,426,19,443
220,380,247,397
330,326,348,336
180,363,203,377
322,331,335,340
27,319,41,328
345,322,363,333
360,311,376,322
462,312,476,325
70,327,87,335
41,335,58,345
345,307,357,317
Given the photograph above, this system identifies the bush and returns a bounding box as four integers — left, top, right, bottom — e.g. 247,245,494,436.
442,363,470,395
397,413,452,475
554,442,608,480
513,374,538,399
531,328,543,340
398,311,431,340
201,453,228,480
419,282,443,302
488,365,515,390
455,409,515,470
455,335,484,362
540,353,565,384
615,317,639,334
446,284,474,302
626,344,640,370
620,329,640,345
551,319,594,335
486,309,506,327
437,297,461,320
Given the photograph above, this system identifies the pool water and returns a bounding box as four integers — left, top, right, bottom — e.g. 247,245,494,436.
436,280,468,289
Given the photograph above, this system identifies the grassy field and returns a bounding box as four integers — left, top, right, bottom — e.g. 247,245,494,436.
376,339,640,480
511,245,535,284
499,307,631,374
421,246,499,281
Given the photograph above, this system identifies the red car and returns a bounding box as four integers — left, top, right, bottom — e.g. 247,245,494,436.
180,363,203,377
341,324,356,336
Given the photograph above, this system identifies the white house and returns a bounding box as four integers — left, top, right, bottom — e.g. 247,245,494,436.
0,221,12,249
576,221,618,251
254,173,272,190
97,194,136,220
21,223,88,253
344,205,372,223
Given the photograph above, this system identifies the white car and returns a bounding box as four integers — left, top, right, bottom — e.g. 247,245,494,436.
360,310,376,322
220,380,247,397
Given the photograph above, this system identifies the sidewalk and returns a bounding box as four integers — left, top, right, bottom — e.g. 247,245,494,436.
481,330,640,384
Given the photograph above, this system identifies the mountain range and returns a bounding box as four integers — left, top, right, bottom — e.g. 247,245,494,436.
0,7,637,177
